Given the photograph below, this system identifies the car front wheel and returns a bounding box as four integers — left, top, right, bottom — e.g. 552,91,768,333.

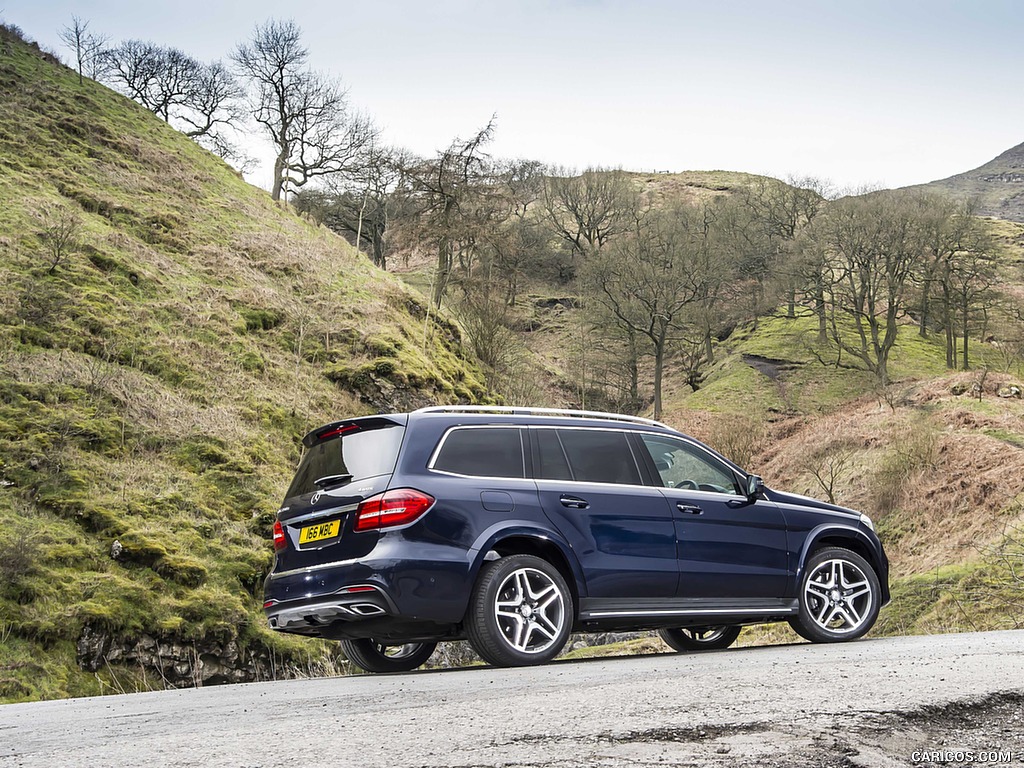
659,625,741,652
466,554,573,667
340,639,437,673
789,547,880,643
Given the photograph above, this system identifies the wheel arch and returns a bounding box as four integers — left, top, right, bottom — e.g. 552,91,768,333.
469,529,584,618
798,525,890,603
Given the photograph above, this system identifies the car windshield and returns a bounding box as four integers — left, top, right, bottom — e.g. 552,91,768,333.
284,424,405,500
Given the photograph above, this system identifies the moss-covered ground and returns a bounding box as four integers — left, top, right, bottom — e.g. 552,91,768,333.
0,27,489,702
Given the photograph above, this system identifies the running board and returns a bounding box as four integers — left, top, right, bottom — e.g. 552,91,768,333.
578,597,798,621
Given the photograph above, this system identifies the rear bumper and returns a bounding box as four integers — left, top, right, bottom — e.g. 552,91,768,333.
265,586,397,632
263,547,475,634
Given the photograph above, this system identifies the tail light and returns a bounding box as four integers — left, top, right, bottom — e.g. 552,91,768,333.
272,520,286,551
354,489,435,532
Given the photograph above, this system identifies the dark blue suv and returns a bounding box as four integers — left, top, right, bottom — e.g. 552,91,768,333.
264,406,889,673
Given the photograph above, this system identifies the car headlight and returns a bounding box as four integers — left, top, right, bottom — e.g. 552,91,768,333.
860,513,875,531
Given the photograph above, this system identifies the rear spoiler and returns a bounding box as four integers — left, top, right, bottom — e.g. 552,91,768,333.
301,414,407,448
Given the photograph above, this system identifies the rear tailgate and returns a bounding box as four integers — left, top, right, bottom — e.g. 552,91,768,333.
273,416,407,572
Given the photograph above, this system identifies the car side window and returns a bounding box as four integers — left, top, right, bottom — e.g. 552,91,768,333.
556,429,642,485
640,435,741,495
432,427,525,478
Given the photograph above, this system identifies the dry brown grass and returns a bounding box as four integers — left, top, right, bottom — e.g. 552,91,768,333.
752,373,1024,577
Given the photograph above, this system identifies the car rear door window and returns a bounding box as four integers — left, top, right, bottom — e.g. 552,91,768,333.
556,429,641,485
432,427,525,478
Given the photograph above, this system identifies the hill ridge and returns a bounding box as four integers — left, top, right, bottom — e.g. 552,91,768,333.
909,140,1024,222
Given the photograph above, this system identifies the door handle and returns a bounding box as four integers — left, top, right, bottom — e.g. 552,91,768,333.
560,495,590,510
677,503,703,515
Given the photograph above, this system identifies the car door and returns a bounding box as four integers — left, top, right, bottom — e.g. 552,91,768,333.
637,433,791,599
532,427,679,598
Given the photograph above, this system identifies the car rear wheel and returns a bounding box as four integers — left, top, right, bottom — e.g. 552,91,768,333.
658,625,741,652
340,639,437,673
789,547,880,643
466,554,573,667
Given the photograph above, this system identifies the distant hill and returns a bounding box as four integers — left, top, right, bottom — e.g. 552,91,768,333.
0,23,486,702
908,141,1024,222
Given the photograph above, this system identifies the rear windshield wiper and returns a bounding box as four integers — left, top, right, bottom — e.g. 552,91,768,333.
313,473,354,490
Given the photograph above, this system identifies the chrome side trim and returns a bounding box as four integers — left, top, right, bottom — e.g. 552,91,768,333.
582,607,798,619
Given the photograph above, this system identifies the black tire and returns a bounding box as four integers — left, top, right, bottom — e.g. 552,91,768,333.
466,554,573,667
788,547,880,643
340,639,437,673
658,625,741,652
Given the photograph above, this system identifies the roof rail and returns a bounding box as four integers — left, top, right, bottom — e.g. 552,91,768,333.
412,405,672,430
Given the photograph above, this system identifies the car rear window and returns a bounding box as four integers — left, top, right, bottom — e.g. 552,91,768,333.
285,424,405,500
432,427,525,478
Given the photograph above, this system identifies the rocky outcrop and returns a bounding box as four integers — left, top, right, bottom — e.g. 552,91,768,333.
76,626,277,687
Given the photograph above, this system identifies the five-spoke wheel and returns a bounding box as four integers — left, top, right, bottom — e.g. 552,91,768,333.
340,639,437,673
659,625,741,652
789,547,880,643
467,554,573,667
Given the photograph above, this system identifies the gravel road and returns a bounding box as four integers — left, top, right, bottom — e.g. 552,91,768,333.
1,630,1022,768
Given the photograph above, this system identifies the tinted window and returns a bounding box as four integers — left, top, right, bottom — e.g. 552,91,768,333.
433,428,525,478
557,429,641,485
535,429,572,481
641,435,741,495
286,424,405,499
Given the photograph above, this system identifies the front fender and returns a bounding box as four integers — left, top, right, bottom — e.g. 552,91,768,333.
796,523,891,604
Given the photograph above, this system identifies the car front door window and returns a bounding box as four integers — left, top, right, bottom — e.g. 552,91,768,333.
641,436,740,495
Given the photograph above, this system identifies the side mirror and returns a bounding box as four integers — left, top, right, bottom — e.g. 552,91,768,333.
746,474,765,500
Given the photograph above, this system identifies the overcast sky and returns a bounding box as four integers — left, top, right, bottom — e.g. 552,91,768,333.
5,0,1023,191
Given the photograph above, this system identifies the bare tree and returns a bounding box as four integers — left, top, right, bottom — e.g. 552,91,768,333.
296,143,409,269
810,191,929,385
176,61,245,147
584,203,716,418
740,176,830,331
543,167,639,281
400,120,503,307
38,207,82,274
103,42,244,158
59,16,108,85
233,19,375,201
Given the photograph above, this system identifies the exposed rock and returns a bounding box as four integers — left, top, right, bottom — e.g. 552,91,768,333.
951,383,969,396
997,384,1022,399
76,625,278,687
110,540,123,560
534,296,580,310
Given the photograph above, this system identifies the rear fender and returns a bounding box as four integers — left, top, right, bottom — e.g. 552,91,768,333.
468,523,586,601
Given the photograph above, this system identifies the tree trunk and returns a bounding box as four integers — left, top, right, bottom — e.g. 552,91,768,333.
271,154,286,202
943,283,955,369
433,238,451,308
653,344,664,420
962,292,970,370
815,280,827,344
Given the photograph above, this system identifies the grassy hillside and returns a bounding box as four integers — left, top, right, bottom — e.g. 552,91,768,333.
0,26,488,702
665,314,1024,630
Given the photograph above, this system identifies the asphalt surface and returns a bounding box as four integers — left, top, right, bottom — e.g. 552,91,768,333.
1,630,1022,768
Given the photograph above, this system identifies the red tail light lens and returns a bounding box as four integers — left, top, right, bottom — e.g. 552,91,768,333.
272,520,286,551
354,489,435,532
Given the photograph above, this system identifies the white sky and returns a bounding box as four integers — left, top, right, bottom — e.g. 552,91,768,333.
5,0,1024,192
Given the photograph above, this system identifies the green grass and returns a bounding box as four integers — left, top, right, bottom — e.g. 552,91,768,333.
668,309,952,418
0,28,489,702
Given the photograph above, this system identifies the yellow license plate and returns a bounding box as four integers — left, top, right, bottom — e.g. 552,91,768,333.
298,520,340,544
